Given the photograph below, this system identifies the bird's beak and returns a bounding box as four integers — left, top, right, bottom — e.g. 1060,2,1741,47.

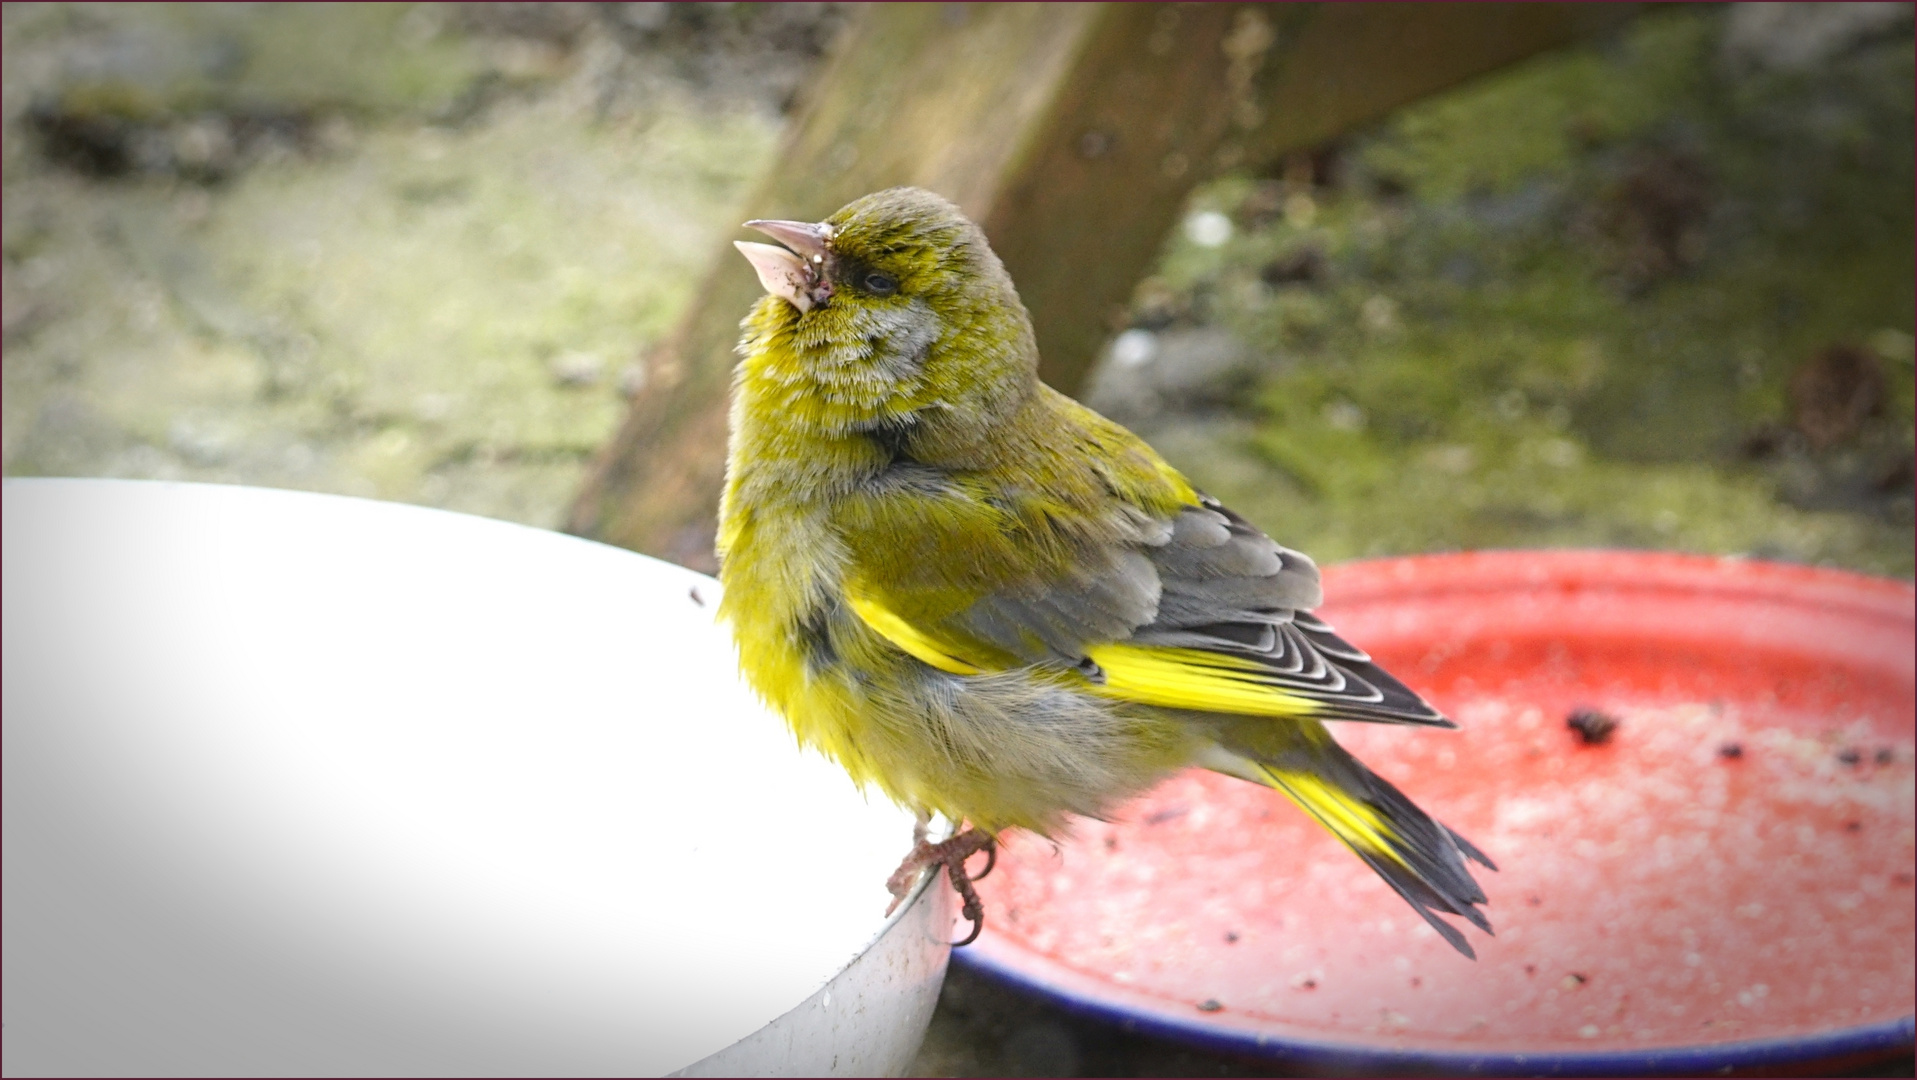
734,241,817,313
736,219,834,313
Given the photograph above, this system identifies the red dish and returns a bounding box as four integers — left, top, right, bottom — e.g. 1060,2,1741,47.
958,551,1915,1074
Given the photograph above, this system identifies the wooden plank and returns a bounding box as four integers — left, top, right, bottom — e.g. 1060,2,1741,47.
1233,3,1648,165
567,2,1638,564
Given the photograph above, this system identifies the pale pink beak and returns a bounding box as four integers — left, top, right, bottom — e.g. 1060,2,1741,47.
736,219,834,312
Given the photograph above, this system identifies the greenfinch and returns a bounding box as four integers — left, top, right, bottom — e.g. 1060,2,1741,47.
720,188,1494,956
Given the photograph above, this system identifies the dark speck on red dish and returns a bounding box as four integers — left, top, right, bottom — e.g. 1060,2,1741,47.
1567,707,1620,744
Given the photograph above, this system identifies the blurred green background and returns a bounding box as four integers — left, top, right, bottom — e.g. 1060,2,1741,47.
4,3,1909,582
4,2,822,525
1080,4,1913,578
3,4,1911,1075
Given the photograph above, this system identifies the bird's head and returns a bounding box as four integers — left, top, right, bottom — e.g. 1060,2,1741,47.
734,187,1037,451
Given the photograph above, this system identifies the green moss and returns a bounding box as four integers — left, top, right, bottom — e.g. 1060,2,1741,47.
1145,7,1914,576
1362,14,1715,202
3,7,782,528
13,3,487,120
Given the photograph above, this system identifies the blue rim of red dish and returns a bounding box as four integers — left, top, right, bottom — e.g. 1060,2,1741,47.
954,948,1916,1076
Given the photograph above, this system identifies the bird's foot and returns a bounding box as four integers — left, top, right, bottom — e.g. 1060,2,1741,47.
884,827,996,946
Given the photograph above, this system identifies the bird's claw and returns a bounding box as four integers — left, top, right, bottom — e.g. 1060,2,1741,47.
884,827,995,945
945,844,988,946
968,840,997,882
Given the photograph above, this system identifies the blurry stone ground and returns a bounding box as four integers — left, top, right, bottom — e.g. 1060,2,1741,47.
3,2,840,524
3,4,1912,1078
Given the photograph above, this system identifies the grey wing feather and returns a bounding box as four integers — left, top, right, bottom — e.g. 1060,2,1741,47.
1134,500,1452,727
958,547,1160,661
945,496,1448,726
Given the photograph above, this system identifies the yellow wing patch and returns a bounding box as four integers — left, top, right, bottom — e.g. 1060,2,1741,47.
844,589,983,675
1083,644,1321,717
844,597,1326,718
844,578,1329,725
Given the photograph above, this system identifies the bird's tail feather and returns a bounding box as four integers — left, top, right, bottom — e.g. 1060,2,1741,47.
1206,730,1495,958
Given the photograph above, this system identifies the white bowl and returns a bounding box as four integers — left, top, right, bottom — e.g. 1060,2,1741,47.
2,479,952,1076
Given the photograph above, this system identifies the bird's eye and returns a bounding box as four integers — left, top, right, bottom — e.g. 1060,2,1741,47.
863,271,898,295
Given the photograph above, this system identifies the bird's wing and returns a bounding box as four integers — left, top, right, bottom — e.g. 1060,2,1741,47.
1110,496,1450,725
843,482,1490,957
846,492,1450,727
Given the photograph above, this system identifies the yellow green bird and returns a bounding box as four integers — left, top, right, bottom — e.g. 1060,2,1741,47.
721,187,1494,956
